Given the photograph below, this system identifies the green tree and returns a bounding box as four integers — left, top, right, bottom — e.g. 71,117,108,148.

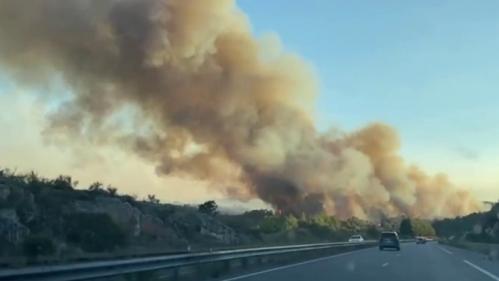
198,200,218,216
365,225,381,239
259,215,298,233
399,218,414,237
244,209,273,218
285,215,299,230
300,214,341,239
309,213,339,229
411,219,436,237
399,218,435,237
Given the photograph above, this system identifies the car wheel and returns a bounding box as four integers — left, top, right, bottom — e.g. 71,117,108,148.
396,247,400,251
379,247,383,251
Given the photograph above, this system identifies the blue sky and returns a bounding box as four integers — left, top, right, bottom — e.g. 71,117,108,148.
238,0,499,198
1,0,498,203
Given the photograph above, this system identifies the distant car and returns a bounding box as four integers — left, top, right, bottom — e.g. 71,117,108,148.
416,236,427,244
379,231,400,251
348,235,364,243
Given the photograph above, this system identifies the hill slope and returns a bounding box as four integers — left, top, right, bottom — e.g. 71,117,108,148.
0,169,382,266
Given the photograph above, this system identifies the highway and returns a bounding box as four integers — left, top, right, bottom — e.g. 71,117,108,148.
221,242,499,281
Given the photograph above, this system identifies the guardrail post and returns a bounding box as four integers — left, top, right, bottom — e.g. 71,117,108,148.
196,264,203,279
172,267,179,281
224,260,231,272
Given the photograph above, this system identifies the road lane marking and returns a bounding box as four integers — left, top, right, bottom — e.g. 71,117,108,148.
437,246,453,255
220,251,357,281
463,260,499,281
382,262,389,267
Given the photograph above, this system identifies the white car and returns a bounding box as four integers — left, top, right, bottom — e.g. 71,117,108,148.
348,235,364,242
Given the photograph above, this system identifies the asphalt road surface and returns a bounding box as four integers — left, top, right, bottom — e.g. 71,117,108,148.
221,242,499,281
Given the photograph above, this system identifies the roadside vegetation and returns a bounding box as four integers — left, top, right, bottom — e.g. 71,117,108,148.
0,168,385,266
433,203,499,244
399,218,436,238
220,211,382,245
0,167,497,267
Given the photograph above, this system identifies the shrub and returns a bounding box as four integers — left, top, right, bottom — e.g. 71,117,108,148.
106,186,118,196
88,182,104,192
26,171,47,191
147,194,160,204
50,175,75,191
65,213,126,252
22,235,55,259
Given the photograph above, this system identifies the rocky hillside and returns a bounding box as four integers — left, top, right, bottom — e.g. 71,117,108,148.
0,170,240,265
0,169,385,267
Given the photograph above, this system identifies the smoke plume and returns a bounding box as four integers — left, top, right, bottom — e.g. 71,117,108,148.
0,0,481,219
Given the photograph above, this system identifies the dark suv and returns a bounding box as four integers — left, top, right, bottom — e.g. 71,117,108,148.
379,231,400,251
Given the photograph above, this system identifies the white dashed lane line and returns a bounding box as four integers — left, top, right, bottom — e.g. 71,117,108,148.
220,251,355,281
437,246,453,255
463,260,499,281
381,262,389,267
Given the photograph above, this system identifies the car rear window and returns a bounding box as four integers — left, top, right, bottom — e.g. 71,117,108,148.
381,233,397,239
351,235,360,239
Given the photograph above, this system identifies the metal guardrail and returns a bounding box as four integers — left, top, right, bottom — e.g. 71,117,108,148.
0,241,379,281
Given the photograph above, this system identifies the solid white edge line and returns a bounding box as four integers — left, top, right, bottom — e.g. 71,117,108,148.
220,249,364,281
463,260,499,281
437,246,453,255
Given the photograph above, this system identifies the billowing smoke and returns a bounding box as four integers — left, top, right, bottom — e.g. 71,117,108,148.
0,0,481,219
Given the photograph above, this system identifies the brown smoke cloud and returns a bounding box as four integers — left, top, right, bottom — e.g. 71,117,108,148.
0,0,482,219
